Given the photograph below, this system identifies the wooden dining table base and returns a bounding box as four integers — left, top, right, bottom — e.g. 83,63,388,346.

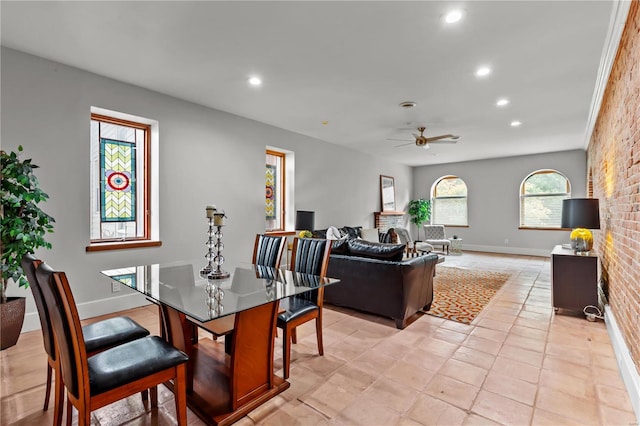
160,300,290,426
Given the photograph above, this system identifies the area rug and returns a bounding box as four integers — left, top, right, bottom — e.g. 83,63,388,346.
426,266,512,324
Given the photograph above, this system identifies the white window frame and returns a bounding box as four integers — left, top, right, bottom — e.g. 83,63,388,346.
431,175,468,226
519,169,571,229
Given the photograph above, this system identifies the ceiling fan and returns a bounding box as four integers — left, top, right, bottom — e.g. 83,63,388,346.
390,127,460,149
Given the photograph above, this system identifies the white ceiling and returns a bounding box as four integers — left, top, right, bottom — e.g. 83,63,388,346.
1,1,615,166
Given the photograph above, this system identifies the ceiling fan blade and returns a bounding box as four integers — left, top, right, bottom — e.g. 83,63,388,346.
425,134,458,142
386,138,413,142
394,142,416,147
429,139,458,144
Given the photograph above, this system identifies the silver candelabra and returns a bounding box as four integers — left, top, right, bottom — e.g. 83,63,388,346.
200,212,229,279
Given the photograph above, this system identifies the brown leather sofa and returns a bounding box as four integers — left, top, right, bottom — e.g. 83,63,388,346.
323,239,439,329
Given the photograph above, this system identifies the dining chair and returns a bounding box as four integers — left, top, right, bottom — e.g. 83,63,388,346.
277,237,331,378
202,234,287,345
252,234,287,269
21,254,151,425
35,262,189,426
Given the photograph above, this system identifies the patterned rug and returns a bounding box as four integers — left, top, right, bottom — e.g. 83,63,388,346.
426,266,512,324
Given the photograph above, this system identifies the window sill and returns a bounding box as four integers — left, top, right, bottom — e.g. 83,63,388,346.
518,227,565,231
86,240,162,252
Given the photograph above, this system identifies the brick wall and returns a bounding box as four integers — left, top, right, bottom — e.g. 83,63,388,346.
588,1,640,374
373,212,406,232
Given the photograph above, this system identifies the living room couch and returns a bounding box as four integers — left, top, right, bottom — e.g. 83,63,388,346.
323,238,439,329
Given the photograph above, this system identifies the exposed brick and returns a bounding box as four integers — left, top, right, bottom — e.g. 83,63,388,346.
589,1,640,375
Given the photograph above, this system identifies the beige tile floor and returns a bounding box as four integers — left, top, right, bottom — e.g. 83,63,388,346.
1,251,637,425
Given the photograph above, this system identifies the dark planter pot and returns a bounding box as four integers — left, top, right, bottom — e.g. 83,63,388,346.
1,297,26,350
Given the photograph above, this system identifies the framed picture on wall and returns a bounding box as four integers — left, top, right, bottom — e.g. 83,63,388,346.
380,175,396,212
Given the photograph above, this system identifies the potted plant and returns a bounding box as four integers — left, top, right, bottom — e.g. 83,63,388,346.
408,199,431,240
1,146,55,350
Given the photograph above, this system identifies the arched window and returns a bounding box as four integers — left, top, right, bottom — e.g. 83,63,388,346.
431,176,468,226
520,169,571,228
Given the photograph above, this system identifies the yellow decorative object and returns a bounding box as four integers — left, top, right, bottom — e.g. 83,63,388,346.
298,230,312,238
570,228,593,253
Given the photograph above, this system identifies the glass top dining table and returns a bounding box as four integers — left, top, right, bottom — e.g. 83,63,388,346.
102,260,339,323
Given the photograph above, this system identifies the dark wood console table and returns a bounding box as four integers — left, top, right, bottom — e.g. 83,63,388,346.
551,245,598,315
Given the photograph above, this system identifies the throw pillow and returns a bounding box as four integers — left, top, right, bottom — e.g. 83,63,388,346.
347,239,406,262
326,226,343,240
311,229,327,239
342,226,362,239
360,228,380,243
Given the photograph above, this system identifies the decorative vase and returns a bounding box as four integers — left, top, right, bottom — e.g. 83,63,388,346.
1,297,26,350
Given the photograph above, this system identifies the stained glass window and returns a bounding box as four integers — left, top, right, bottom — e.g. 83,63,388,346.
101,139,136,222
90,113,150,243
111,273,137,289
265,164,276,220
266,150,285,231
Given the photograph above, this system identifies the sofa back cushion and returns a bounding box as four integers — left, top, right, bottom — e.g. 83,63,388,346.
347,239,406,262
330,238,350,254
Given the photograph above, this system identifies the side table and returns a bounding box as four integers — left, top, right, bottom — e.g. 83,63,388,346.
449,238,463,255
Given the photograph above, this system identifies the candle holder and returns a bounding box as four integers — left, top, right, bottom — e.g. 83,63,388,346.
200,210,230,279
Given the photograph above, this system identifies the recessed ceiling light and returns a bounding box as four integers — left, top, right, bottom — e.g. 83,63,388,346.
444,10,463,23
248,76,262,86
475,66,491,77
511,120,522,127
496,98,510,107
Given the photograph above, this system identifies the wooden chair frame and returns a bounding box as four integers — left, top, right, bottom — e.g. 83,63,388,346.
279,237,331,378
21,254,151,425
35,264,187,426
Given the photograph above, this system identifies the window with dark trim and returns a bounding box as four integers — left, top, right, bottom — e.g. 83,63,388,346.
520,169,571,229
89,113,151,244
266,150,285,231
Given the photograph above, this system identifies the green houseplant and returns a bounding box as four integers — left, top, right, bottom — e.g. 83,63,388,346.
1,146,55,349
408,199,431,240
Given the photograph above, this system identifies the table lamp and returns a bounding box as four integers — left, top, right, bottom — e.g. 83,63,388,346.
295,210,315,238
561,198,600,254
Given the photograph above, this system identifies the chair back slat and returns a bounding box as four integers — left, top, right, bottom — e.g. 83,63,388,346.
35,263,88,400
291,238,329,276
21,254,54,360
252,234,286,268
289,238,330,303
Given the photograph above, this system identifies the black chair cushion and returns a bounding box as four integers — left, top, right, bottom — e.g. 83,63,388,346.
88,336,188,396
83,316,150,353
277,297,318,324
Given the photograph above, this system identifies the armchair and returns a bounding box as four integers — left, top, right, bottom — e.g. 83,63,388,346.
394,228,433,257
423,225,450,254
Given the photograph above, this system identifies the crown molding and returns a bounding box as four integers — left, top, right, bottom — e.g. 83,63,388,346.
583,0,633,150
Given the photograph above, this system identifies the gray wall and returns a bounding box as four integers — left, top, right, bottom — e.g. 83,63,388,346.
412,150,587,255
1,48,411,331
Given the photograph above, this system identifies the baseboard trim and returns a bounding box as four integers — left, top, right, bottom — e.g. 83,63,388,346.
605,305,640,422
21,293,151,333
462,244,550,257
